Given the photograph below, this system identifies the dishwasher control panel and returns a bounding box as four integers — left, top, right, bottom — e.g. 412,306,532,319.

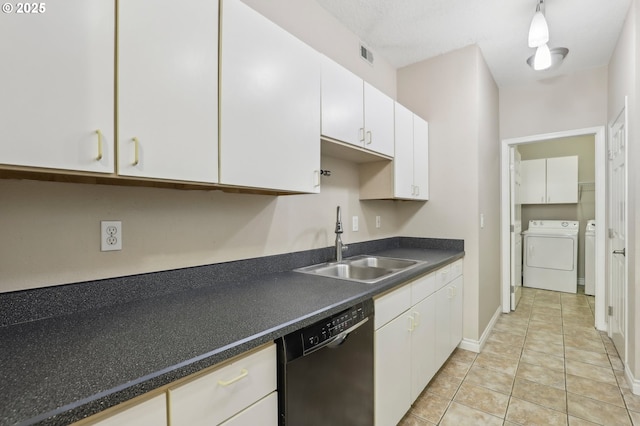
281,299,374,360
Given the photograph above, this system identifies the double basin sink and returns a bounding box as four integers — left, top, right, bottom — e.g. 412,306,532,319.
295,255,426,284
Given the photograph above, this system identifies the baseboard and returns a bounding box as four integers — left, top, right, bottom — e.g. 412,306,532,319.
458,306,502,354
626,364,640,395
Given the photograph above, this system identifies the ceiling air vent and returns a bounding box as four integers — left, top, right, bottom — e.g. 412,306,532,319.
360,43,374,65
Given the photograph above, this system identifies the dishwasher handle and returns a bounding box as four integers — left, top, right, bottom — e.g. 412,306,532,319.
303,317,369,356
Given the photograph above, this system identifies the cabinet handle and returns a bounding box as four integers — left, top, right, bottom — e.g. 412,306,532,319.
95,130,103,161
132,137,140,166
415,186,420,196
217,368,249,386
407,316,415,332
366,130,372,145
359,128,365,142
412,311,420,327
314,170,320,187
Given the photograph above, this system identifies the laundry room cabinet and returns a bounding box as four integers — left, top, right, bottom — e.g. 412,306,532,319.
219,0,321,193
0,0,115,174
118,0,219,183
321,56,394,157
520,156,578,204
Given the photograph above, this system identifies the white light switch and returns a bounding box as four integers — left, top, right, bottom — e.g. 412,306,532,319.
352,216,359,232
480,214,485,229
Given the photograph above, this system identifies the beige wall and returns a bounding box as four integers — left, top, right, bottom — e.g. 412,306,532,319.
608,0,638,379
0,0,401,293
518,135,596,280
500,66,608,140
396,45,501,342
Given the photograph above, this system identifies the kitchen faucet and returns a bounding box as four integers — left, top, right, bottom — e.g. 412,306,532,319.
335,206,348,262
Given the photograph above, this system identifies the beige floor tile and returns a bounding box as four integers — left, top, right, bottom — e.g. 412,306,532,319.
564,334,606,354
425,371,463,400
566,374,625,407
526,330,565,346
493,321,528,336
610,354,625,371
616,370,631,390
565,359,617,386
512,378,567,413
521,348,565,372
464,364,515,395
410,391,450,424
565,327,600,340
474,352,519,376
506,397,568,425
532,306,562,316
453,382,509,418
487,330,526,347
623,389,640,412
564,346,611,368
528,319,563,335
448,348,477,366
482,341,523,360
630,410,640,426
397,412,436,426
524,338,565,358
516,361,565,390
568,415,599,425
567,393,632,425
439,402,503,426
604,340,620,356
439,358,472,379
531,312,564,324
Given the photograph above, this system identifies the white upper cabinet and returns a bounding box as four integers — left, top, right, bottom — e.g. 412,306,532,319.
393,103,429,200
118,0,219,183
321,57,394,157
220,0,321,193
520,156,578,204
0,1,115,173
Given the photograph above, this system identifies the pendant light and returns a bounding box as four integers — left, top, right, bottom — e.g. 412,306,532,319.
528,1,549,48
533,44,552,70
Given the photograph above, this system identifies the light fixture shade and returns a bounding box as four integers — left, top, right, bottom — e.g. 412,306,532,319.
528,10,549,47
533,44,552,70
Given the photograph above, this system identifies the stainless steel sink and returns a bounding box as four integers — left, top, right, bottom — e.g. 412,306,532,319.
295,255,425,284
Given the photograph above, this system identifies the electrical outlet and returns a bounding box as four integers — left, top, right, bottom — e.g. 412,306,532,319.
352,215,359,232
101,221,122,251
376,216,381,228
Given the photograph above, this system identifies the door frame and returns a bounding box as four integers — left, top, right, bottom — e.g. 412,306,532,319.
500,126,607,330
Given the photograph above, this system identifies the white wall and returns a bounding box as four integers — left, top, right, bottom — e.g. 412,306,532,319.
396,45,501,342
0,0,400,293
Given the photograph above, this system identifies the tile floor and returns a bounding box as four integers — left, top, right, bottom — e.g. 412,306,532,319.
399,286,640,425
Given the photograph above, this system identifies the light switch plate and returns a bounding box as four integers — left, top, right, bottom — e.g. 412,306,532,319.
352,216,359,232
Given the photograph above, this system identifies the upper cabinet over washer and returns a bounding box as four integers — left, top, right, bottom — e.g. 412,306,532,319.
219,0,321,193
321,57,394,158
118,0,219,183
0,0,115,174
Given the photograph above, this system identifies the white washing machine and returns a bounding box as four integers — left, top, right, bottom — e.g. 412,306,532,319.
523,220,579,293
585,220,596,296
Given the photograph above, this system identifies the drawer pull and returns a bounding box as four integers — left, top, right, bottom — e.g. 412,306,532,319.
95,129,103,161
132,137,140,166
407,316,415,332
217,368,249,387
412,311,420,327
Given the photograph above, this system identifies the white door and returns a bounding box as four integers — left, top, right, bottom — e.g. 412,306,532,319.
608,97,628,358
510,147,523,309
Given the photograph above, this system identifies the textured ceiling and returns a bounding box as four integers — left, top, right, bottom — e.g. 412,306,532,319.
315,0,632,87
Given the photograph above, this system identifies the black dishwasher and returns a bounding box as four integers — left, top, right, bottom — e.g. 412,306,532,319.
277,299,374,426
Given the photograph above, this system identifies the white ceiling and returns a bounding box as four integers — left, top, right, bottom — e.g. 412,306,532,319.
315,0,632,87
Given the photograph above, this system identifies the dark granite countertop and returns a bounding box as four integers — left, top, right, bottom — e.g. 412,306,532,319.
0,237,463,426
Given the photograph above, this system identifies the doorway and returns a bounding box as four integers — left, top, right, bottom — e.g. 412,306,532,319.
500,127,607,331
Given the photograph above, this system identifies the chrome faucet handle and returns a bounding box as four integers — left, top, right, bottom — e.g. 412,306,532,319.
335,206,343,234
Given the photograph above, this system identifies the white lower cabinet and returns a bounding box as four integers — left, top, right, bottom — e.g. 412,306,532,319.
219,392,278,426
90,394,166,426
374,260,463,426
168,343,277,426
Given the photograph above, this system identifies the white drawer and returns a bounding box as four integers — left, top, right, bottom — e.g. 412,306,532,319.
220,392,278,426
375,284,411,330
435,264,451,288
169,344,277,426
410,272,437,305
450,259,463,279
91,394,166,426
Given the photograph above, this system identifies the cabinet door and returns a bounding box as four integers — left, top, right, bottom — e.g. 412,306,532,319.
220,0,321,193
0,1,114,173
363,83,395,157
411,295,437,402
434,285,452,367
92,394,166,426
118,0,218,183
393,103,415,199
375,314,412,426
520,159,546,204
412,116,429,200
546,156,578,203
450,276,464,352
220,392,277,426
320,56,364,147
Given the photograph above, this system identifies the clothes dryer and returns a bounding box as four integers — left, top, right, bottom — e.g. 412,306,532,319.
523,220,579,293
